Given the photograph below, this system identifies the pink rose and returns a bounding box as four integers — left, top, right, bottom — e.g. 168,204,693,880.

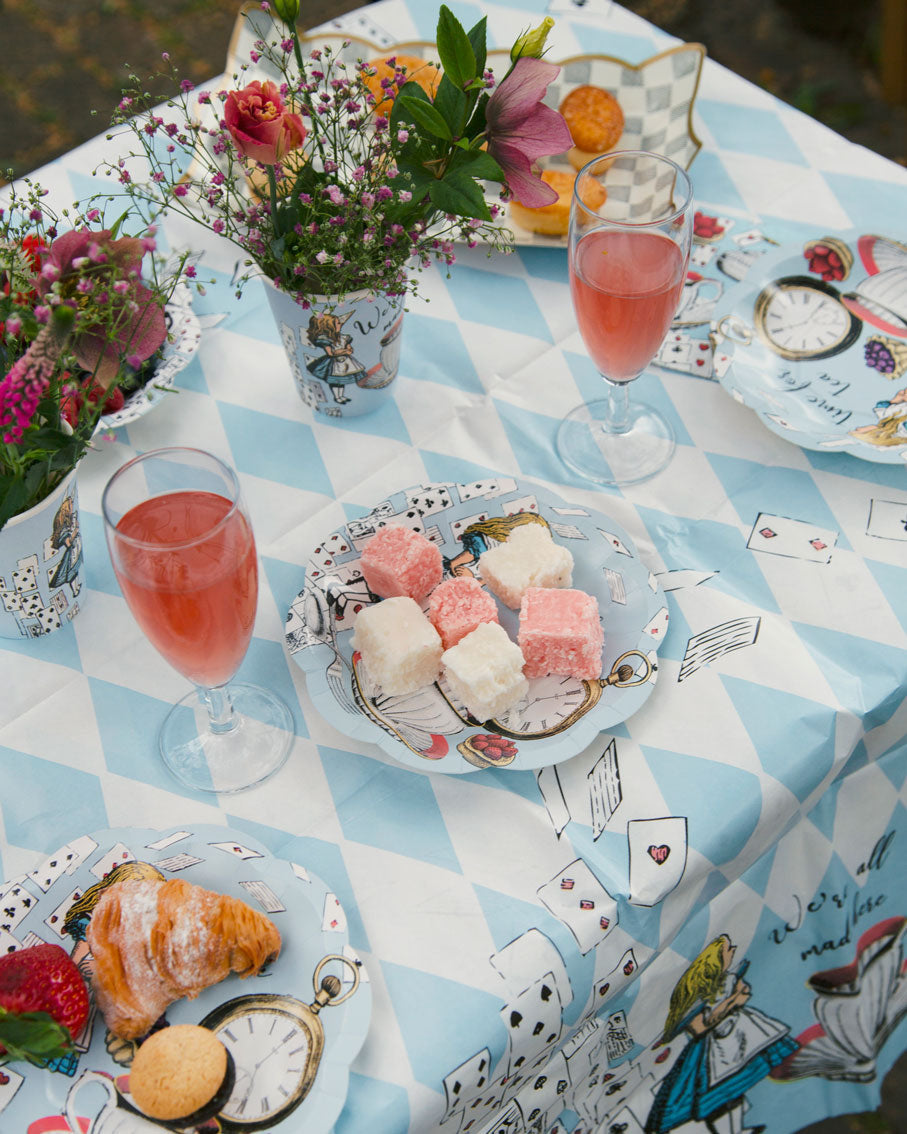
224,80,306,165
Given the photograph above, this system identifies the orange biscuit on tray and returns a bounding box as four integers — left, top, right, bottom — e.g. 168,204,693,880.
364,54,441,115
509,168,606,237
559,85,625,171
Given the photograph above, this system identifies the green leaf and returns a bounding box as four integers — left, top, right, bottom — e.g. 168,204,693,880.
435,5,477,90
389,79,431,133
432,75,468,134
429,170,492,221
395,94,452,141
466,16,488,79
0,1008,74,1067
448,148,505,183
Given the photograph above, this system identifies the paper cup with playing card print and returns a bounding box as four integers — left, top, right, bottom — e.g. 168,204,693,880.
262,280,406,419
0,466,83,639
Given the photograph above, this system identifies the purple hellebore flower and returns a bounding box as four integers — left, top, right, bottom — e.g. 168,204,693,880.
42,229,167,386
484,57,573,208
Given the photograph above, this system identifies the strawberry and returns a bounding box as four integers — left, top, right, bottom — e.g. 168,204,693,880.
102,386,125,414
0,943,90,1067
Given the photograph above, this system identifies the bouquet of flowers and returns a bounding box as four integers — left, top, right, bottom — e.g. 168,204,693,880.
0,179,190,529
105,1,572,304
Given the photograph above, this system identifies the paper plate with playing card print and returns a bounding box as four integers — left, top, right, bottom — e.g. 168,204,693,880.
710,229,907,462
0,824,370,1134
285,478,667,775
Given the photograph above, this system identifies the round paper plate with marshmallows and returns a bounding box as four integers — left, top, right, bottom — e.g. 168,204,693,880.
285,479,667,774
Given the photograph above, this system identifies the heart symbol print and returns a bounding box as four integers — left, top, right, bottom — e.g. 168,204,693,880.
648,844,670,864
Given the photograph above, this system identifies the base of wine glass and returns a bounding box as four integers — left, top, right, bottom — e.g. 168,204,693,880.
159,682,294,794
556,396,676,487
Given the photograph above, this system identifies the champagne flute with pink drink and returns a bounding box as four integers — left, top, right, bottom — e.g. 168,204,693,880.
557,150,694,486
103,447,293,792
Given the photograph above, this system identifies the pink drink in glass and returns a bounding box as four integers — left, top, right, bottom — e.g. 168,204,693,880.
114,490,257,688
570,228,686,382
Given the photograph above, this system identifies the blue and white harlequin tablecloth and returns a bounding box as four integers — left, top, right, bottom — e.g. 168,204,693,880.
2,2,907,1133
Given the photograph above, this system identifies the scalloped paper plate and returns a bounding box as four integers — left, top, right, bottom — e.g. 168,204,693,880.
711,229,907,463
0,824,370,1133
223,6,705,248
285,479,667,775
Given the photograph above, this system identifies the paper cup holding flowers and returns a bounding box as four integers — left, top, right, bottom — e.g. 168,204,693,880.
0,183,196,637
102,2,572,416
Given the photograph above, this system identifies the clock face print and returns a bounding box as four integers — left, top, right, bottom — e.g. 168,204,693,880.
492,676,603,738
754,275,862,360
214,1006,313,1126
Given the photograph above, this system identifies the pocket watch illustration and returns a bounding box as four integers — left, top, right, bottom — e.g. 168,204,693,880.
484,650,654,740
753,274,862,361
199,954,360,1131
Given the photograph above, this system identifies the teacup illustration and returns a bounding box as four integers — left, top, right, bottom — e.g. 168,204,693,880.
64,1071,161,1133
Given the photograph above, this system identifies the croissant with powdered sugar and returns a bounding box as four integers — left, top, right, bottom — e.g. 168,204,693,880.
86,876,281,1039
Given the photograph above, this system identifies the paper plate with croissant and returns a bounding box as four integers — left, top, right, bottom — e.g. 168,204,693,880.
0,824,371,1134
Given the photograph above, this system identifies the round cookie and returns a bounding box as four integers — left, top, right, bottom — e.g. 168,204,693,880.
509,168,607,237
559,85,625,171
130,1024,233,1122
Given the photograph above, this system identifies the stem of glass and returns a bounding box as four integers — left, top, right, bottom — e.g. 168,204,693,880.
200,684,238,735
605,378,632,434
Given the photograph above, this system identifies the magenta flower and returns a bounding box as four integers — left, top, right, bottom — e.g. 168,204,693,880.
0,318,69,443
484,57,573,208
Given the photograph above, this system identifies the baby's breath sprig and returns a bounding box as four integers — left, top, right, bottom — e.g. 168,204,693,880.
101,3,571,305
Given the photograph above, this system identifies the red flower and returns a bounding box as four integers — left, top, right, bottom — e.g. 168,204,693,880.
224,80,307,166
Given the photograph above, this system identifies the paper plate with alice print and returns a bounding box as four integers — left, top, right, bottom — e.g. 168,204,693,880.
285,478,667,775
711,230,907,462
0,824,370,1134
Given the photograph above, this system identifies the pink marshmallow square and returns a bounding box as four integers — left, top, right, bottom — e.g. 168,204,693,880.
429,576,499,649
518,587,603,680
361,525,442,600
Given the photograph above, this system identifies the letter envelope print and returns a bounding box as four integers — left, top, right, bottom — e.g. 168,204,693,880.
628,817,688,906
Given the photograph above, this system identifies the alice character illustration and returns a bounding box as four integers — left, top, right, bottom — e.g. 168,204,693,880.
645,935,797,1134
446,512,549,577
849,385,907,448
47,493,83,597
305,310,365,404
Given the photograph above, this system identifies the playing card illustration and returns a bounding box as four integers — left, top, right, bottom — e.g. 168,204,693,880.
866,497,907,542
538,860,617,954
321,891,347,932
537,765,572,837
747,512,838,564
514,1051,570,1128
208,840,265,860
588,739,622,839
628,817,688,906
598,529,631,556
641,606,669,642
502,973,564,1076
1,882,37,934
407,484,454,517
490,929,573,1008
442,1047,495,1121
89,842,136,880
678,616,761,682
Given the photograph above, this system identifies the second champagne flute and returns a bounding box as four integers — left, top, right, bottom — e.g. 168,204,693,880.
557,150,694,487
103,446,293,793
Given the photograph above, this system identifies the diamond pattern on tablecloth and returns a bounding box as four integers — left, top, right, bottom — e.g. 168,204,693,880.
721,677,838,803
321,748,462,873
0,747,108,848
